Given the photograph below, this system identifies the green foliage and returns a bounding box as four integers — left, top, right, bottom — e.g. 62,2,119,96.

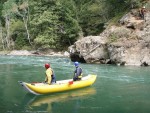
0,3,3,18
10,19,30,49
34,34,58,49
146,1,150,10
108,11,129,27
29,0,82,50
124,0,142,8
57,0,81,48
10,19,24,33
0,0,147,51
29,0,60,49
2,0,17,17
69,0,107,36
14,35,29,50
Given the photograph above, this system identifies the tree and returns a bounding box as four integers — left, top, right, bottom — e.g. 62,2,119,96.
2,0,16,49
0,0,145,51
14,0,32,45
59,0,108,36
0,21,4,50
58,0,82,48
29,0,60,49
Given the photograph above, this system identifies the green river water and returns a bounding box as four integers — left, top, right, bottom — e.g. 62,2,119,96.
0,55,150,113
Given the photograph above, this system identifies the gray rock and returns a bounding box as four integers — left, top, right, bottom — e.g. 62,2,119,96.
69,8,150,66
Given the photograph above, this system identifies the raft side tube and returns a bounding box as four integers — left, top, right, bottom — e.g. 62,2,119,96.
18,81,40,95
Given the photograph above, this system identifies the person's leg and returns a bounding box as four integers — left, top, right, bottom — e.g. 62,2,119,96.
141,12,145,20
73,78,77,81
51,78,56,84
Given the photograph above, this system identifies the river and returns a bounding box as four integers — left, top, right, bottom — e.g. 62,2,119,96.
0,55,150,113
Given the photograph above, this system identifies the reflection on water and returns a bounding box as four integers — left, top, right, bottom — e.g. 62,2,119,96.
24,87,96,112
29,88,96,106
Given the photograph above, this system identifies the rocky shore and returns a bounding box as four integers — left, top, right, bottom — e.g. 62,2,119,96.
0,50,70,57
69,7,150,66
1,5,150,66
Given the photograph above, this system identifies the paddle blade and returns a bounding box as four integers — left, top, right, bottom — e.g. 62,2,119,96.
68,81,73,85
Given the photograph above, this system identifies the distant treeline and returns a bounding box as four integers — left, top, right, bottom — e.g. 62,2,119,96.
0,0,144,50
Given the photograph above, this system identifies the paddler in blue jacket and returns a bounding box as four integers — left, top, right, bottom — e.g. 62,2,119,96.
73,61,82,81
44,63,56,84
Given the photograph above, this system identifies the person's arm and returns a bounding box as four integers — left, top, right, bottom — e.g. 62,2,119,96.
45,73,48,82
45,69,52,84
73,68,77,79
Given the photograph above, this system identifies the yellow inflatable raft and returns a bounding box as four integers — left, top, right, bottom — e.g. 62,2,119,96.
19,74,97,95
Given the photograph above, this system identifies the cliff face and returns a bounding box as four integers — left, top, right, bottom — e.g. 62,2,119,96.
69,8,150,66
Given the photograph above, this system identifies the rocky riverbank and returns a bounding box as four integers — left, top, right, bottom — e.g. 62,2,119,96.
69,6,150,66
0,50,70,57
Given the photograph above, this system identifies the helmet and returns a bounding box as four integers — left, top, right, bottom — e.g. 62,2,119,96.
45,63,50,69
74,61,79,67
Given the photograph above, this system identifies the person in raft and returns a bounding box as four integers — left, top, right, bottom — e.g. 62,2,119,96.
73,61,82,81
44,63,56,84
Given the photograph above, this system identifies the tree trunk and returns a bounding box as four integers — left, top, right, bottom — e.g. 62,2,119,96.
20,4,32,46
5,15,11,49
23,16,32,45
0,21,5,50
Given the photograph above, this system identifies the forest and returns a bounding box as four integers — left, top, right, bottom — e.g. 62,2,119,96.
0,0,144,51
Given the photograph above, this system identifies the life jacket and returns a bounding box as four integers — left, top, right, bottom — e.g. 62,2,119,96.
75,67,82,79
46,68,56,83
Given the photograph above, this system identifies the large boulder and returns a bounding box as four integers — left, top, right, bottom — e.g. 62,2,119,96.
69,36,109,63
69,7,150,66
108,40,150,66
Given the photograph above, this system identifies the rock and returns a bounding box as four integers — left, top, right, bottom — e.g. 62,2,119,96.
8,50,32,56
69,7,150,66
119,13,132,25
64,51,70,57
4,49,67,57
31,50,40,55
69,36,109,63
119,12,145,30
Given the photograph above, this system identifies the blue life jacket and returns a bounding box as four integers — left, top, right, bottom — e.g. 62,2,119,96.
74,67,82,81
